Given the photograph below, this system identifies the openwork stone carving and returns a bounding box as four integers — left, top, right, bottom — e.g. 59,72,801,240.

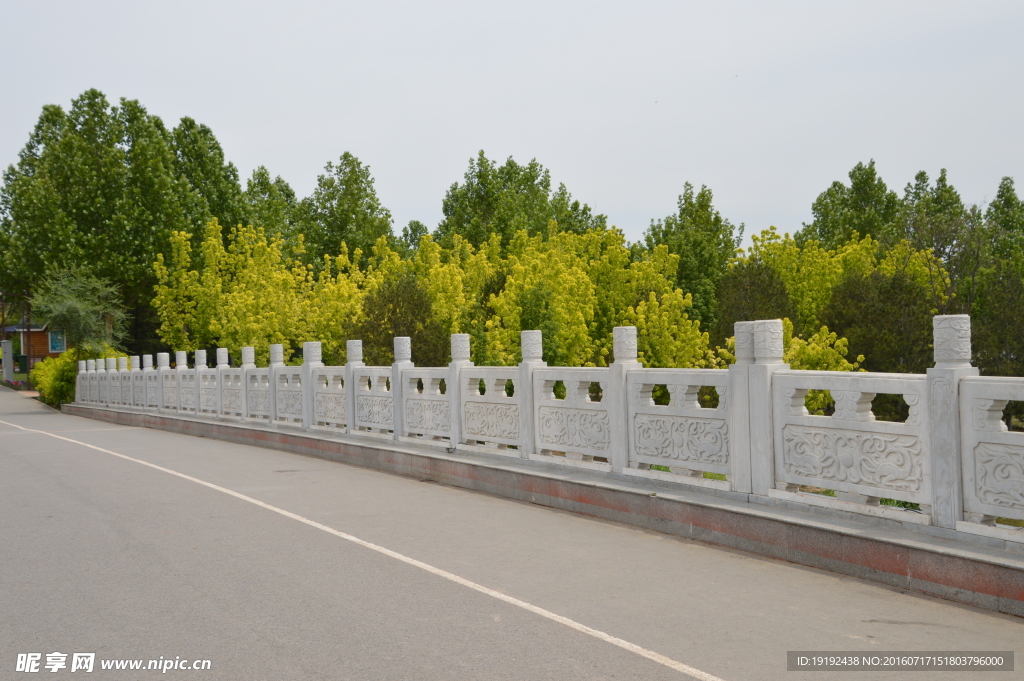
904,394,921,426
222,389,242,411
633,414,729,464
782,424,923,493
357,395,394,426
464,402,521,440
613,326,638,362
277,390,303,416
972,398,1008,433
315,393,346,422
248,390,270,413
832,391,875,422
783,387,809,416
974,442,1024,510
405,398,451,432
753,320,784,362
933,314,971,366
538,406,610,450
521,330,543,362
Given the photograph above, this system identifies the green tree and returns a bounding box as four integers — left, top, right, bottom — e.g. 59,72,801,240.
296,152,393,267
715,257,793,344
244,166,299,245
0,89,198,353
644,183,742,332
31,268,129,351
797,160,902,249
170,117,249,239
436,151,605,250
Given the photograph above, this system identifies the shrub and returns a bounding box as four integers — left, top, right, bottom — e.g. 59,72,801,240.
30,347,120,408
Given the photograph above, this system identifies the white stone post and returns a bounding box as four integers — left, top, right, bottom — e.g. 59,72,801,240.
518,330,546,458
105,358,117,406
928,314,977,529
241,347,255,370
240,347,255,419
344,340,364,433
748,319,787,498
269,344,285,423
195,350,207,368
118,357,129,406
301,341,323,430
95,356,107,405
216,348,230,419
1,339,13,382
130,356,141,407
392,337,413,440
607,326,640,473
87,359,97,403
728,322,755,494
157,352,171,412
75,359,86,402
448,334,474,446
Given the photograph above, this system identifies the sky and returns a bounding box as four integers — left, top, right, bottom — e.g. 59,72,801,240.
2,1,1022,246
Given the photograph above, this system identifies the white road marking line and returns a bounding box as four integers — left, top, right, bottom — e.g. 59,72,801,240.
0,418,726,681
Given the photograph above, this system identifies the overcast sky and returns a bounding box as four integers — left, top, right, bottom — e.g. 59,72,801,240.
2,1,1022,245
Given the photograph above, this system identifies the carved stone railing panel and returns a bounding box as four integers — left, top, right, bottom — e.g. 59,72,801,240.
273,366,304,426
98,372,109,404
197,368,219,416
533,367,611,465
772,371,930,505
220,368,244,419
161,372,178,412
145,372,160,409
311,367,347,431
179,371,196,413
245,368,272,421
108,371,120,405
352,366,394,436
461,367,523,451
960,377,1024,522
626,369,731,480
402,368,451,440
88,373,98,402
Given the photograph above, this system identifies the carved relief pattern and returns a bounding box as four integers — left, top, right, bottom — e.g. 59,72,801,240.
904,394,921,426
277,390,304,416
782,424,923,492
162,387,177,407
753,320,784,359
733,322,754,360
90,381,98,402
146,385,158,405
538,406,610,450
247,389,270,414
974,442,1024,510
121,384,131,404
405,398,451,432
357,395,394,426
180,388,196,409
832,390,874,422
134,383,145,405
633,414,729,464
613,327,637,361
783,387,809,416
464,402,521,440
972,398,1008,433
200,388,218,409
933,315,971,362
314,393,346,422
99,381,108,402
521,331,543,361
222,389,242,411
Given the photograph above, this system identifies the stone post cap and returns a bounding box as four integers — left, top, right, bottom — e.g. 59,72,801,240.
753,319,784,364
157,353,170,369
346,340,363,363
933,314,972,368
241,347,255,367
394,336,412,363
451,334,471,362
175,351,187,368
143,354,154,369
216,348,229,368
521,330,543,362
733,321,755,365
131,356,141,371
195,349,207,368
269,344,284,366
86,359,96,371
613,326,638,363
78,360,87,373
106,358,117,371
118,357,128,371
303,341,322,365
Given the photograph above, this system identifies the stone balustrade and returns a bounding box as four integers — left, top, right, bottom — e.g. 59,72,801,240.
73,315,1024,542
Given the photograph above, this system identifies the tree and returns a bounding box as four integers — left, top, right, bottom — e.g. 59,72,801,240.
31,268,129,351
170,117,249,239
435,151,605,250
0,89,199,354
245,166,298,239
715,257,793,345
797,160,902,250
644,183,741,333
296,153,393,267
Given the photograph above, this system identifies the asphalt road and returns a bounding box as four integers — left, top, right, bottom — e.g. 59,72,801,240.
1,387,1021,680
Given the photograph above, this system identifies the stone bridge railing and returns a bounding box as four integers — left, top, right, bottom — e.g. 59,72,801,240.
73,314,1024,543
